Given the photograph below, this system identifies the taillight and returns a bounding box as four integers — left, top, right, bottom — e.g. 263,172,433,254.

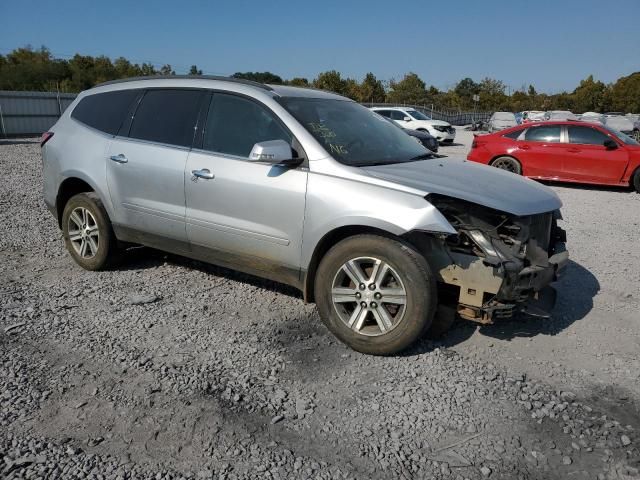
40,131,54,147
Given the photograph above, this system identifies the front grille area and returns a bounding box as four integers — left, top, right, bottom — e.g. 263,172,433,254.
524,213,553,266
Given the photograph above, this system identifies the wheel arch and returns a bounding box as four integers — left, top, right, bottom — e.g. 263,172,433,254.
302,224,447,303
303,225,400,303
55,173,113,228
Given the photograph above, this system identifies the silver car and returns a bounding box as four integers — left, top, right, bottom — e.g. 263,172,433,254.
41,76,568,355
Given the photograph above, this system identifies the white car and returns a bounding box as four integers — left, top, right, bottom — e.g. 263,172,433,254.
544,110,578,121
488,112,517,132
522,111,545,123
580,112,605,124
604,115,634,136
370,107,456,143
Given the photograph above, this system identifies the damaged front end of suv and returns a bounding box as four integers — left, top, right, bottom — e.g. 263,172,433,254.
409,194,568,324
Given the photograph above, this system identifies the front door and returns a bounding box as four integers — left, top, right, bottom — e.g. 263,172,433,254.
106,88,204,243
563,125,629,183
185,92,307,283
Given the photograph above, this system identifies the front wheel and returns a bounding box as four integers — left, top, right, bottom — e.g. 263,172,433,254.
632,169,640,193
314,235,436,355
491,156,522,175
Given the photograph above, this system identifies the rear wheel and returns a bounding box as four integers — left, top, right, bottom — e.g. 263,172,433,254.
491,156,522,175
62,192,119,270
314,234,436,355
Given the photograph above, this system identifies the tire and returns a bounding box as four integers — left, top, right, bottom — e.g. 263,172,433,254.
490,156,522,175
632,169,640,194
314,234,437,355
425,304,457,339
61,192,119,271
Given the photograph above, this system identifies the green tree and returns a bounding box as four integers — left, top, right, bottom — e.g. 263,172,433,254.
189,65,203,75
572,75,608,112
357,72,386,103
608,72,640,113
453,77,479,108
287,77,309,87
140,63,157,76
232,71,283,84
159,64,175,75
386,72,427,105
312,70,347,95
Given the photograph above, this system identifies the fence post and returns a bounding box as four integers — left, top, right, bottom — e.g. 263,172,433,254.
0,101,6,138
56,84,63,119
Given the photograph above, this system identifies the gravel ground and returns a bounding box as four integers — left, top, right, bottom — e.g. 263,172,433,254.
1,132,639,479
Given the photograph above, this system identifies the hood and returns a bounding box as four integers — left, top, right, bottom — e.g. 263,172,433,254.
362,157,562,216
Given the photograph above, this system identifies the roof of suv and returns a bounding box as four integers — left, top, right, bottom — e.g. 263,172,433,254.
93,75,347,101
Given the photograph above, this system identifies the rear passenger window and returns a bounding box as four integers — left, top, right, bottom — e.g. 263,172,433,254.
202,93,291,157
376,110,391,118
524,126,561,143
568,126,610,145
129,89,203,147
503,129,523,140
71,89,140,135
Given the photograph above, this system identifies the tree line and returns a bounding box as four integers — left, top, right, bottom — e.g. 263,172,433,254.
1,46,638,113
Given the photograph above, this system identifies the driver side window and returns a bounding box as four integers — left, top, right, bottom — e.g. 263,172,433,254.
202,93,291,158
390,111,407,121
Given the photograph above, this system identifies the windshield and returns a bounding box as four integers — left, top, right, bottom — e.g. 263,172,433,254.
407,110,431,120
277,97,431,166
604,125,639,145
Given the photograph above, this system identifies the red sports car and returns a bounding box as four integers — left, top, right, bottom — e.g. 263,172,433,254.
467,121,640,192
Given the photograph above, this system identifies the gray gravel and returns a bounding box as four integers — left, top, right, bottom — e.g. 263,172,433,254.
1,135,639,479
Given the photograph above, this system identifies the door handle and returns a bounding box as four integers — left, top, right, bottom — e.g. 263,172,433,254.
191,168,215,180
109,154,128,164
567,148,580,153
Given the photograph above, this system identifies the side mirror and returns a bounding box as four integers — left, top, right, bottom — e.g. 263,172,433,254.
403,116,411,122
249,140,302,166
603,139,618,150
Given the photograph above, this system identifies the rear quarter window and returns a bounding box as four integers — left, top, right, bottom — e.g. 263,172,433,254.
71,89,140,135
502,129,523,140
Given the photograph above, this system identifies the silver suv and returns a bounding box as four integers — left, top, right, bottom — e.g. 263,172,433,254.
42,76,568,355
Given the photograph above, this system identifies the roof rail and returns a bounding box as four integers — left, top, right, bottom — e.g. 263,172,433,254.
95,75,273,91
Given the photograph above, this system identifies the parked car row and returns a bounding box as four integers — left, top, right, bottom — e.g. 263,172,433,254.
468,120,640,192
41,76,565,355
370,106,456,144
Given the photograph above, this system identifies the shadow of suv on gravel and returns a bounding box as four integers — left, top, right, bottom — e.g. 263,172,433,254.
41,76,568,355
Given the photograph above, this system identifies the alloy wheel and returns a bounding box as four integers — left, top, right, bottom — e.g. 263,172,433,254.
492,157,519,173
67,207,100,258
331,257,407,337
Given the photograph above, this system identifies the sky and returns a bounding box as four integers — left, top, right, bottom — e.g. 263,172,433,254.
1,0,639,93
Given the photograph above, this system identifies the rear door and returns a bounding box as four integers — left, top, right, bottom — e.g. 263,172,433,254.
184,92,307,283
563,125,628,183
106,88,204,243
517,125,564,178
